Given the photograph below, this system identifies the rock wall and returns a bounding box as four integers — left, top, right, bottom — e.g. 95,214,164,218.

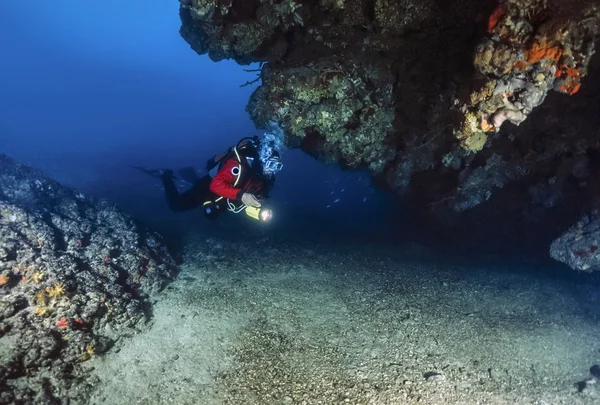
178,0,600,268
0,155,178,404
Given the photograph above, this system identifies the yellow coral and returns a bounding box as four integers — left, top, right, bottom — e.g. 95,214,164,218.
80,343,96,361
34,306,48,317
32,272,45,284
46,282,66,298
86,343,96,357
35,290,48,306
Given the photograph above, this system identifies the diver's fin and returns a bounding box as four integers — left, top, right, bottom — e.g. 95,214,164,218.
130,165,174,179
176,166,202,184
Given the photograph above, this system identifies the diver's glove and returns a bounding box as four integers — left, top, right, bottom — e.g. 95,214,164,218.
242,193,261,207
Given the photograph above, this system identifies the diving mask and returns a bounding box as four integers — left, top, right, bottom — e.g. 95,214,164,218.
264,159,283,172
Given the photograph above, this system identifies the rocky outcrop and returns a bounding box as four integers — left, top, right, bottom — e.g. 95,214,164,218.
0,155,177,404
550,213,600,272
457,0,599,152
178,0,600,266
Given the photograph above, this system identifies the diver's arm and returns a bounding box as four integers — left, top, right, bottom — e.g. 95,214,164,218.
209,159,244,201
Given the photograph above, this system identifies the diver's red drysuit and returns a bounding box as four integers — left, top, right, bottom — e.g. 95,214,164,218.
209,157,272,202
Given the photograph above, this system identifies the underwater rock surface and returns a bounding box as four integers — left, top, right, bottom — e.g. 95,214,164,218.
550,213,600,273
0,155,177,404
178,0,600,263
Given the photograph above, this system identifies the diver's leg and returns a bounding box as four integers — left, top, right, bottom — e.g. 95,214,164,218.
161,173,211,212
177,175,213,209
160,171,188,212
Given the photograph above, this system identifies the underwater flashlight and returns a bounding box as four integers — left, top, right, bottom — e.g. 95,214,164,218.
245,205,273,222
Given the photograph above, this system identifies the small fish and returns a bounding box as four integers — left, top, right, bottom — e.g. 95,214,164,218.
330,191,335,195
326,204,332,208
363,197,367,203
333,198,340,203
341,189,345,192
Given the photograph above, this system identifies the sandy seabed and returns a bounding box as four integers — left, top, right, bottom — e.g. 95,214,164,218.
83,235,600,405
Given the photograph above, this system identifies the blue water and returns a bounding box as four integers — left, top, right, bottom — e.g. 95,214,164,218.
0,0,395,242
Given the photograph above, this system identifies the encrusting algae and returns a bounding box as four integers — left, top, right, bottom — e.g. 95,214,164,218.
455,0,599,152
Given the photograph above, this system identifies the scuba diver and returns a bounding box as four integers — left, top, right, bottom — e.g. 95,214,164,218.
132,134,283,221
